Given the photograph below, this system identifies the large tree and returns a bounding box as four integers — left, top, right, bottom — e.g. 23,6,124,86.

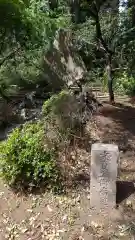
69,0,120,103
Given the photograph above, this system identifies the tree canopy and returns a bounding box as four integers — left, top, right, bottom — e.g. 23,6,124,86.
0,0,135,100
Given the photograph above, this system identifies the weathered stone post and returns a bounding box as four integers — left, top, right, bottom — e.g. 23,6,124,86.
90,144,119,217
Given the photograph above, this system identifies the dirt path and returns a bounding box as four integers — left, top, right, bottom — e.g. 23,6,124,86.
1,93,135,239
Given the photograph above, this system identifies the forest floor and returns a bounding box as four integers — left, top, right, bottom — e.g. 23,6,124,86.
1,91,135,239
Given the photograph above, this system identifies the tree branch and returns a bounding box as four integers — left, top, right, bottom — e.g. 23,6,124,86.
95,13,113,55
89,1,114,56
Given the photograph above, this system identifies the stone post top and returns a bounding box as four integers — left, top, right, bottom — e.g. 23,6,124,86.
92,143,119,152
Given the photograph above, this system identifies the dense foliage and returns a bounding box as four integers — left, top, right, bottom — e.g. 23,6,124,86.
1,0,135,190
0,122,59,189
0,0,69,98
0,0,135,98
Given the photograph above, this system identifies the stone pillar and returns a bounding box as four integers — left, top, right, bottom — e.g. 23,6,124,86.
90,143,119,217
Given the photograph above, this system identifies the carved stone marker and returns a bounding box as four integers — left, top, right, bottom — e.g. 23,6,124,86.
90,143,119,217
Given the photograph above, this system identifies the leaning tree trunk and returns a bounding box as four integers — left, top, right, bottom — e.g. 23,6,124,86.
106,55,114,104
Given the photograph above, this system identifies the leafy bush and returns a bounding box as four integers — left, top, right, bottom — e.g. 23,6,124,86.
42,89,97,151
0,0,70,99
42,90,85,132
0,122,59,190
42,90,70,116
115,72,135,96
42,90,74,147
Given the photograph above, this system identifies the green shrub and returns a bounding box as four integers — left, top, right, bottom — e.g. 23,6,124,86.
0,122,59,190
42,90,84,129
43,90,74,131
42,90,70,116
115,72,135,96
42,90,74,148
42,89,96,153
42,89,97,136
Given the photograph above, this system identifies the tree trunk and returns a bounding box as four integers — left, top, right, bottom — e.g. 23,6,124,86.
94,11,115,103
106,55,114,104
69,0,80,24
48,0,58,11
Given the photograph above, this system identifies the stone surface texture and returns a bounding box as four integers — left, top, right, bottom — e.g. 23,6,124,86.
90,143,119,216
44,28,86,89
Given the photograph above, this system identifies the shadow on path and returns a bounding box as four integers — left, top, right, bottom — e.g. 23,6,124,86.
99,102,135,137
116,181,135,204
